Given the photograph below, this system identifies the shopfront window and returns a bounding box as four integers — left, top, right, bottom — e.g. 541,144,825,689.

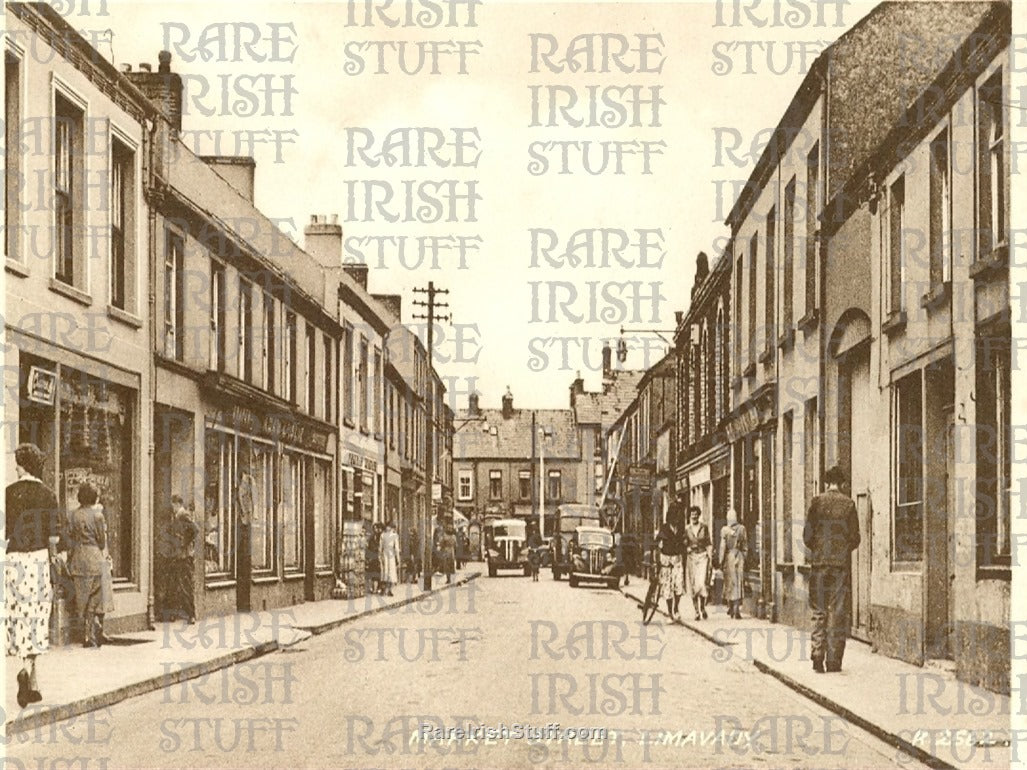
56,368,134,581
283,452,303,572
313,459,332,569
247,440,275,573
204,429,235,577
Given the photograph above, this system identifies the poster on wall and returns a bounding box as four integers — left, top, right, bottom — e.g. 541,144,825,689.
27,366,57,406
62,467,113,512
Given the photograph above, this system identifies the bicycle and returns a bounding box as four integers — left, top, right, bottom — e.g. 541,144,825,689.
640,550,661,625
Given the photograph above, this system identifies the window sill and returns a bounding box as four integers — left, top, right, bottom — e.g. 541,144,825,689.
890,561,922,574
775,562,796,575
107,304,143,329
5,258,29,277
283,571,305,582
758,347,773,365
969,243,1008,280
976,564,1010,582
315,567,333,577
743,362,756,379
777,328,795,351
882,310,907,337
48,277,92,307
797,308,819,336
343,418,355,429
920,281,950,313
204,577,237,589
360,427,370,436
251,574,280,585
796,564,811,576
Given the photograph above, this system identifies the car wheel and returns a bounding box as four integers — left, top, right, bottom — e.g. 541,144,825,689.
552,569,561,581
488,564,497,578
569,576,578,588
608,578,619,590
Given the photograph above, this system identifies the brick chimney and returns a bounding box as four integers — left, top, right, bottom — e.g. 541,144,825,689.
372,293,402,321
569,371,584,407
201,156,255,202
304,214,343,271
125,51,183,131
601,342,612,377
343,264,369,290
501,387,514,419
468,392,480,415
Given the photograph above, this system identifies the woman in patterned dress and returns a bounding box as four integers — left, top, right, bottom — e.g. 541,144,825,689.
5,444,61,708
655,507,685,622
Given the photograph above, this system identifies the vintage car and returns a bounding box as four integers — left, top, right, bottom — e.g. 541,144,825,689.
484,518,529,577
551,503,601,580
568,525,622,589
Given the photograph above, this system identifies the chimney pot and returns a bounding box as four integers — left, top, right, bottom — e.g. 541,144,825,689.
330,214,339,225
120,63,132,73
601,342,612,377
310,214,317,224
138,63,151,72
158,50,172,73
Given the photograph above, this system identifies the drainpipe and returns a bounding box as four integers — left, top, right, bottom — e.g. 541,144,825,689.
144,113,160,631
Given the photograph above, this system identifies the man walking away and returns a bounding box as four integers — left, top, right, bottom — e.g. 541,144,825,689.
803,466,860,673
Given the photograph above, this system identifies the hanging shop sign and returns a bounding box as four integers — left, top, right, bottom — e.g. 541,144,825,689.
27,366,57,405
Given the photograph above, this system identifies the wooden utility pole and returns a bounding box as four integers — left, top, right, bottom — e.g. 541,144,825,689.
412,281,449,590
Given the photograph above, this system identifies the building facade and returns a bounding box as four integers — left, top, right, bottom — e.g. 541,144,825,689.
675,252,731,565
4,3,158,633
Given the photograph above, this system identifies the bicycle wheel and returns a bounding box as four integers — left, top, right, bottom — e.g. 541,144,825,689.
641,579,660,625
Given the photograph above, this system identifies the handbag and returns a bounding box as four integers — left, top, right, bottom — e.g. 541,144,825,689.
99,551,116,614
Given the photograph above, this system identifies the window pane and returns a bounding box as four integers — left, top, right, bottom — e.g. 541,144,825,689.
894,372,923,562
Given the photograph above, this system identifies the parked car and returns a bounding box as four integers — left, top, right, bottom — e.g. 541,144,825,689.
551,504,600,580
568,525,622,589
484,518,529,577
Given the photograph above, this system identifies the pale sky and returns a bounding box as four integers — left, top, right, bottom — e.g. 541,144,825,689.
87,0,878,410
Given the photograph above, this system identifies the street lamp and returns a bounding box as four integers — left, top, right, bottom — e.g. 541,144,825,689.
538,427,552,538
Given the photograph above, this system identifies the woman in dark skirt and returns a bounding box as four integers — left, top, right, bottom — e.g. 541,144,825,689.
437,525,457,585
5,444,60,707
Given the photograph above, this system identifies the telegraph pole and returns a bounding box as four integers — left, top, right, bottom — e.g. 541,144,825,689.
413,281,449,590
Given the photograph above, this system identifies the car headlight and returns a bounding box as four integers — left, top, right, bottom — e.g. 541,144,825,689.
605,551,614,563
487,548,499,558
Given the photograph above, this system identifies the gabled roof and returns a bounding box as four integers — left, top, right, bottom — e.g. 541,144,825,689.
574,370,645,431
454,408,579,461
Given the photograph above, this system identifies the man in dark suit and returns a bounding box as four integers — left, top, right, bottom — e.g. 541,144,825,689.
803,465,861,673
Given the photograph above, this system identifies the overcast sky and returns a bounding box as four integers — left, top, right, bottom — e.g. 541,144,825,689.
89,0,878,410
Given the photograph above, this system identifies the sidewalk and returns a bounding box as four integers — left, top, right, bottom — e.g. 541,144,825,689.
621,587,1012,770
6,567,480,735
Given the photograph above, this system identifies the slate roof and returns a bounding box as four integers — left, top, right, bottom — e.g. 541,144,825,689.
454,408,580,461
573,370,645,432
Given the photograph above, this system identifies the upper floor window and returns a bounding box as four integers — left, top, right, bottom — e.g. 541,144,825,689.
519,469,532,500
306,325,317,415
374,348,382,435
978,71,1006,257
764,206,776,353
359,337,369,431
458,470,473,501
489,469,502,499
804,141,819,314
54,92,84,287
324,334,334,421
285,311,297,403
239,279,254,381
5,52,21,263
888,175,905,315
747,232,758,364
929,128,951,288
976,327,1011,570
209,260,226,371
343,325,354,422
547,470,562,501
110,137,135,311
263,294,275,392
783,177,796,332
164,230,185,360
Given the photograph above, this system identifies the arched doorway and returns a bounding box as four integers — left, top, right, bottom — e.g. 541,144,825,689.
830,310,872,641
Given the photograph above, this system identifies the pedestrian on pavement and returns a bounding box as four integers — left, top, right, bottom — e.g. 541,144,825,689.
527,524,543,582
655,506,685,622
619,532,639,587
803,465,861,673
684,505,713,620
379,520,399,596
437,525,457,585
161,496,199,623
5,443,61,707
66,483,108,649
719,508,747,619
366,522,383,594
